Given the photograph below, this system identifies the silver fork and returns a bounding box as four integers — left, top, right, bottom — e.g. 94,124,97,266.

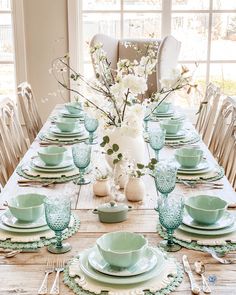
203,247,236,264
50,259,65,295
38,260,54,294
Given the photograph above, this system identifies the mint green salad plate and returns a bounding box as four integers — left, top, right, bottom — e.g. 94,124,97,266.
30,163,74,173
50,126,83,136
60,110,84,118
165,130,186,139
155,110,174,117
88,246,157,277
79,247,166,285
32,156,72,170
178,160,209,172
183,211,235,230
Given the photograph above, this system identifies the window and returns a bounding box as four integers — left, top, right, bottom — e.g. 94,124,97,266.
69,0,236,95
0,0,15,96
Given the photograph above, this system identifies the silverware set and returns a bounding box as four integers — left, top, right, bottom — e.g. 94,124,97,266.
0,248,39,258
180,180,224,190
203,247,236,264
18,179,56,188
38,259,65,295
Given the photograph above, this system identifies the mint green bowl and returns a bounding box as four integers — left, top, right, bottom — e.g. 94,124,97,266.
155,102,171,114
8,194,46,222
160,119,183,135
96,231,148,268
175,147,203,168
65,102,82,115
55,117,77,132
185,195,228,225
38,146,66,166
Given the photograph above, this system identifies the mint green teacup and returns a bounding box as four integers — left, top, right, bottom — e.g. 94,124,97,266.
155,102,171,114
55,117,77,132
38,146,66,166
8,194,46,222
160,119,183,135
175,147,203,168
96,231,148,268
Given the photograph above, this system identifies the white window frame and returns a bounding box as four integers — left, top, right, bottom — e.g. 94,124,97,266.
68,0,236,86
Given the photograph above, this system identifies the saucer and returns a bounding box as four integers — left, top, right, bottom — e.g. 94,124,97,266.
79,247,166,285
88,247,157,277
182,211,235,230
1,210,47,229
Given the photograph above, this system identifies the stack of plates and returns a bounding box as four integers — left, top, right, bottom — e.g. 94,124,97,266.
154,109,174,118
78,246,167,285
177,160,212,175
180,211,236,236
50,126,85,138
30,156,75,174
165,130,186,140
60,110,84,119
0,210,49,233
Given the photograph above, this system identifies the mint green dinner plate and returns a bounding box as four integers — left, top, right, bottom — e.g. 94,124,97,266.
30,163,74,173
79,247,167,285
165,130,186,139
50,126,84,137
60,110,84,118
88,246,157,277
32,156,73,170
183,211,235,230
45,133,87,142
178,160,209,172
155,110,174,117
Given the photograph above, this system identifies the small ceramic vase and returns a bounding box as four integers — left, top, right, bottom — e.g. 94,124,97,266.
125,177,145,202
93,178,111,197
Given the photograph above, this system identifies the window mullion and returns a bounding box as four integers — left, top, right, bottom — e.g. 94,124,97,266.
162,0,171,38
120,0,123,39
206,0,213,85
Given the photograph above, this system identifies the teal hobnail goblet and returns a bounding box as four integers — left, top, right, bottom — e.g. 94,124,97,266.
72,143,92,185
84,115,99,145
148,128,166,161
158,194,184,252
44,197,71,254
154,161,177,200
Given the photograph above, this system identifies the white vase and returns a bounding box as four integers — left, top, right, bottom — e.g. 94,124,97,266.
93,178,111,197
125,176,145,202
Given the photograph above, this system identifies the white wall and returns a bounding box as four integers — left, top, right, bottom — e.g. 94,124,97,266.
23,0,69,122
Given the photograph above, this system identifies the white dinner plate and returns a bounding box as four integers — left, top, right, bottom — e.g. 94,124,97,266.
182,211,235,231
30,162,74,173
177,166,212,175
178,160,209,172
79,247,167,285
1,210,47,229
88,246,157,277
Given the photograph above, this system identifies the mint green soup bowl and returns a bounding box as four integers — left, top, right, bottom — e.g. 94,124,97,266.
8,194,46,222
55,117,77,132
155,102,171,114
65,102,82,115
185,195,228,225
38,146,66,166
160,119,183,135
96,231,148,268
175,147,203,168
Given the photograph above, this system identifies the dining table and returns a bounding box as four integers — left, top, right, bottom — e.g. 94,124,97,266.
0,104,235,295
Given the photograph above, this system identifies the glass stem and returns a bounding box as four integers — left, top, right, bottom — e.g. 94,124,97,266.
167,229,174,246
79,168,85,183
155,150,159,161
55,231,63,248
162,193,168,199
144,120,148,132
89,132,93,144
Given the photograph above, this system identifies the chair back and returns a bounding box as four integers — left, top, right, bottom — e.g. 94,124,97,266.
17,82,42,143
195,83,221,146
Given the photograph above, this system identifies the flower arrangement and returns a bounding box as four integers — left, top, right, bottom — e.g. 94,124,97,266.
122,158,158,178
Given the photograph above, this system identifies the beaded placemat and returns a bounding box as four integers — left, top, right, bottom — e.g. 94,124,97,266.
0,214,80,250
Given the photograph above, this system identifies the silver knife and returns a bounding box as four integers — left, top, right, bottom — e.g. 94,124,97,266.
182,255,201,294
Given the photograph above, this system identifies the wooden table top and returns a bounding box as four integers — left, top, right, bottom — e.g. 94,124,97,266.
0,105,235,295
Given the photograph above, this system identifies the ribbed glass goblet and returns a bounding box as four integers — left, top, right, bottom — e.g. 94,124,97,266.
72,143,92,185
158,194,184,252
148,128,166,161
84,115,99,144
44,197,71,254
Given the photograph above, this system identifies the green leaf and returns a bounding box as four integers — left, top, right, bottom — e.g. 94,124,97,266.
137,163,144,169
107,149,113,155
117,153,122,159
113,159,119,164
151,158,157,164
137,170,142,177
100,142,106,147
103,136,110,144
112,144,119,152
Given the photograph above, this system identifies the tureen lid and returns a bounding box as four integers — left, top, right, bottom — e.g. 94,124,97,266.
96,201,130,213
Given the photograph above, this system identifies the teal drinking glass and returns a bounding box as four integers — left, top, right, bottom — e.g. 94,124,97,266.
148,128,166,161
72,143,92,185
154,161,178,199
84,115,99,144
44,197,71,254
158,194,184,252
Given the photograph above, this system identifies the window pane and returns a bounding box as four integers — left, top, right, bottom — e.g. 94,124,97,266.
83,13,120,61
0,13,14,62
211,14,236,60
213,0,236,10
172,13,209,61
83,0,120,10
0,64,15,96
210,63,236,95
124,0,162,10
123,13,161,38
0,0,11,11
172,0,209,10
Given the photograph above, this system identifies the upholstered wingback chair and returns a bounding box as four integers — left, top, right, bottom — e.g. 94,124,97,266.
90,34,181,97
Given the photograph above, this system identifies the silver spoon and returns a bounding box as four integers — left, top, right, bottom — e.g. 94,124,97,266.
194,261,211,293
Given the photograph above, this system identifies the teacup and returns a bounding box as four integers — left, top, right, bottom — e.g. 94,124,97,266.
160,119,183,135
175,147,203,168
8,193,46,222
154,102,171,114
38,146,67,166
55,117,77,132
65,102,82,115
